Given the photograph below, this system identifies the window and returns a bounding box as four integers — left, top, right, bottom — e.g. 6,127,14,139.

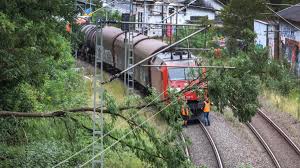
169,8,175,14
168,68,199,80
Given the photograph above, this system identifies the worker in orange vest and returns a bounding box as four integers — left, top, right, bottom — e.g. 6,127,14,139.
66,22,71,33
181,105,189,127
203,97,211,126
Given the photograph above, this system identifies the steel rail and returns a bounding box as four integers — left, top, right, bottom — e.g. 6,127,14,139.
246,122,281,168
198,119,224,168
180,132,190,162
257,109,300,155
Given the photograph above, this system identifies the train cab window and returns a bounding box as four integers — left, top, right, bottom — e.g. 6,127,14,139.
168,68,199,80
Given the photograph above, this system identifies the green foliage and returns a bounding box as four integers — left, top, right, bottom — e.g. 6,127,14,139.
239,163,253,168
0,0,83,112
0,3,88,167
264,62,299,95
207,46,299,122
0,0,88,145
0,115,94,167
208,51,261,122
100,91,193,167
105,151,145,168
92,8,121,25
221,0,266,52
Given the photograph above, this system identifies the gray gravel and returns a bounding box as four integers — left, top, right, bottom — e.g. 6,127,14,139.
183,124,218,168
184,111,274,168
251,113,300,168
259,96,300,148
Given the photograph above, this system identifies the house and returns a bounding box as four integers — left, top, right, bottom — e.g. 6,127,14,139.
254,4,300,76
107,0,224,37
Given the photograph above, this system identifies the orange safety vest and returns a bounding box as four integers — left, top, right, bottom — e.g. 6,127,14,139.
66,22,71,33
181,107,189,116
203,101,210,113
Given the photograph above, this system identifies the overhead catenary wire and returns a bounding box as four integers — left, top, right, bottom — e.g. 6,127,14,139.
79,74,212,167
87,0,117,16
265,5,300,32
54,50,209,167
98,20,204,27
265,2,300,7
54,69,208,167
78,98,177,168
52,89,168,168
141,65,236,69
102,25,210,84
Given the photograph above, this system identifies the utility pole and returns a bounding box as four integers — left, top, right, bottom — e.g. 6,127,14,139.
92,19,104,168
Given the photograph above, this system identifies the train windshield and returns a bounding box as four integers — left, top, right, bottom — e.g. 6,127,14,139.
168,68,199,80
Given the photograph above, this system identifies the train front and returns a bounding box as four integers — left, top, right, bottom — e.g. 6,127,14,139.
160,51,207,119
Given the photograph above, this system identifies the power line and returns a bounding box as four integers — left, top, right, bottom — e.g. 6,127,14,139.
102,26,210,84
78,99,177,167
265,2,300,7
78,75,212,167
141,65,236,69
52,89,168,168
56,11,209,168
265,5,300,31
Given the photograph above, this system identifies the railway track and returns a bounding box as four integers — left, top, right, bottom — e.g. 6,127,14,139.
247,108,300,168
197,119,224,168
183,119,224,168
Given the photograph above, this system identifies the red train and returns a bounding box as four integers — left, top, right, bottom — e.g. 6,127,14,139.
79,25,207,118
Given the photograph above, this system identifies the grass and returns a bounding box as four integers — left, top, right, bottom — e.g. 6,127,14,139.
220,107,241,127
239,163,253,168
83,64,170,133
262,89,300,120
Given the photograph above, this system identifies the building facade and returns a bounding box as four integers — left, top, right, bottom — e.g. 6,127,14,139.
254,4,300,76
108,0,224,37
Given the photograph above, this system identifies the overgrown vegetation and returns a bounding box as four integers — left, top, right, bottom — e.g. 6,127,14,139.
0,0,90,167
221,0,265,53
219,0,300,119
0,1,195,167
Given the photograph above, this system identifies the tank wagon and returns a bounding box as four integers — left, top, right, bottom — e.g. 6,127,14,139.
80,25,207,118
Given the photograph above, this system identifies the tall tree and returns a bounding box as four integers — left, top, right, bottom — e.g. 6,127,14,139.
0,0,76,111
221,0,266,53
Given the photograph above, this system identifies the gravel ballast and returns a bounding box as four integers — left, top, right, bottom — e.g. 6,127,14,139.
184,111,274,168
251,113,300,168
183,124,218,168
259,96,300,148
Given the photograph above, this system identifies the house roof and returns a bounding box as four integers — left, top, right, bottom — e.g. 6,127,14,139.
254,19,269,25
278,3,300,22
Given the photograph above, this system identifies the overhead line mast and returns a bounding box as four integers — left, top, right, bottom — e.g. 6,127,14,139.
92,17,104,168
124,0,135,94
